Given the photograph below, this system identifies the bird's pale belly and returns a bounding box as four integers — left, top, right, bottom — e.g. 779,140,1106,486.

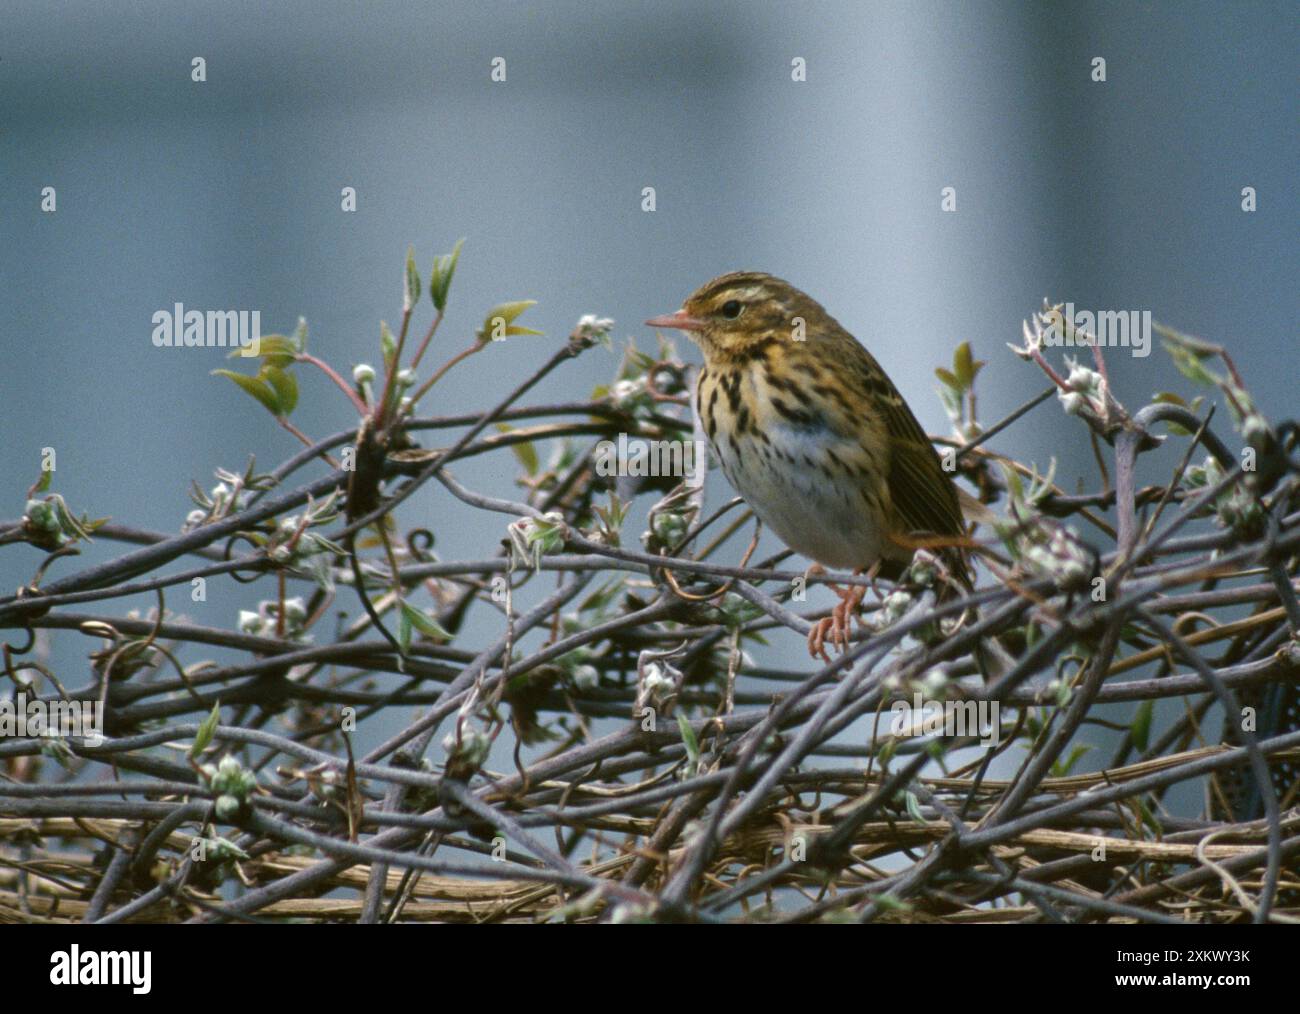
710,423,893,572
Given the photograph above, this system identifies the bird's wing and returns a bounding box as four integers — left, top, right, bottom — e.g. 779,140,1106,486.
881,401,972,587
841,340,964,540
886,426,964,539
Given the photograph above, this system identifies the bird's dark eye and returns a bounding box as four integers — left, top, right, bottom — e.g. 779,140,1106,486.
721,300,742,319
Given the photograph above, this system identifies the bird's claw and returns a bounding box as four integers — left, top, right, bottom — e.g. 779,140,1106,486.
806,615,841,662
806,583,866,662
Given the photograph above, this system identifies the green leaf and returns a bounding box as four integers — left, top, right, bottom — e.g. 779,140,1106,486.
676,713,699,765
1153,322,1220,357
397,606,412,656
873,894,912,913
33,469,52,494
380,321,396,370
213,369,281,416
953,341,975,388
1051,743,1092,776
227,334,298,368
48,494,99,541
904,790,926,824
1131,699,1153,752
934,367,960,391
1000,461,1025,502
295,548,337,592
1164,342,1217,387
404,246,421,312
399,599,453,641
430,237,465,312
190,701,221,759
1132,796,1163,836
478,300,541,341
264,366,298,416
493,300,537,324
215,360,297,417
495,423,539,475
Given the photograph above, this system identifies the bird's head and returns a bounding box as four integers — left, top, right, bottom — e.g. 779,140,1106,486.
646,272,827,360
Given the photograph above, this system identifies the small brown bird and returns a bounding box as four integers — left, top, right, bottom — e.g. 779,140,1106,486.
647,272,972,659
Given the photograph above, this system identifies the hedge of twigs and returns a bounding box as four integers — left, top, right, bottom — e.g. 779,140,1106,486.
2,249,1298,923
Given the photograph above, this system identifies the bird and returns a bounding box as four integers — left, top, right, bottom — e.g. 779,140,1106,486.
646,272,975,660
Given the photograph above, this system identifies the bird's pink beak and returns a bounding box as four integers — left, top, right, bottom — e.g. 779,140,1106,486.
646,309,706,332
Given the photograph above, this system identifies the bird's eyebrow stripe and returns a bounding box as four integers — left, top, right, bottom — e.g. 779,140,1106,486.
710,285,766,303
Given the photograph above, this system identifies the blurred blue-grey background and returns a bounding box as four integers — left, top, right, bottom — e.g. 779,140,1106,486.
2,1,1296,792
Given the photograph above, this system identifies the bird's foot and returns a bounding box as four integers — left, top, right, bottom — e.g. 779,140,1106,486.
806,569,868,662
